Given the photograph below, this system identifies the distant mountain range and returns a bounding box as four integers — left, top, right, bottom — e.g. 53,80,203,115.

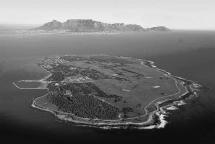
35,19,170,32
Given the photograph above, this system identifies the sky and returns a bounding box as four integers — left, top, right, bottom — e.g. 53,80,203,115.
0,0,215,30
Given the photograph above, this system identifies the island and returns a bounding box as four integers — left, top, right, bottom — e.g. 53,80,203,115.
13,55,200,129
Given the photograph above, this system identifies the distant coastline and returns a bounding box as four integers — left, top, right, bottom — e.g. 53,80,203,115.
34,19,170,33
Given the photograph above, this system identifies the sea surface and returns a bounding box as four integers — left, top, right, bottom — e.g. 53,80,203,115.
0,30,215,143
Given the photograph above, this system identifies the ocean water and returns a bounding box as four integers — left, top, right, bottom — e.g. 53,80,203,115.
0,30,215,143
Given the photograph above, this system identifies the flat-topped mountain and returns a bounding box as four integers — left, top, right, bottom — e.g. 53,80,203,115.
35,19,170,32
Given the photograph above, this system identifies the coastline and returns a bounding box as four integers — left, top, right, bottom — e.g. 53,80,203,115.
13,55,201,129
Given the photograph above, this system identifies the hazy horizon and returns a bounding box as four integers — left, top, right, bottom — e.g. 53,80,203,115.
1,0,215,30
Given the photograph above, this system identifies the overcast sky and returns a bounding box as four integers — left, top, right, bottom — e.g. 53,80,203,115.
0,0,214,30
